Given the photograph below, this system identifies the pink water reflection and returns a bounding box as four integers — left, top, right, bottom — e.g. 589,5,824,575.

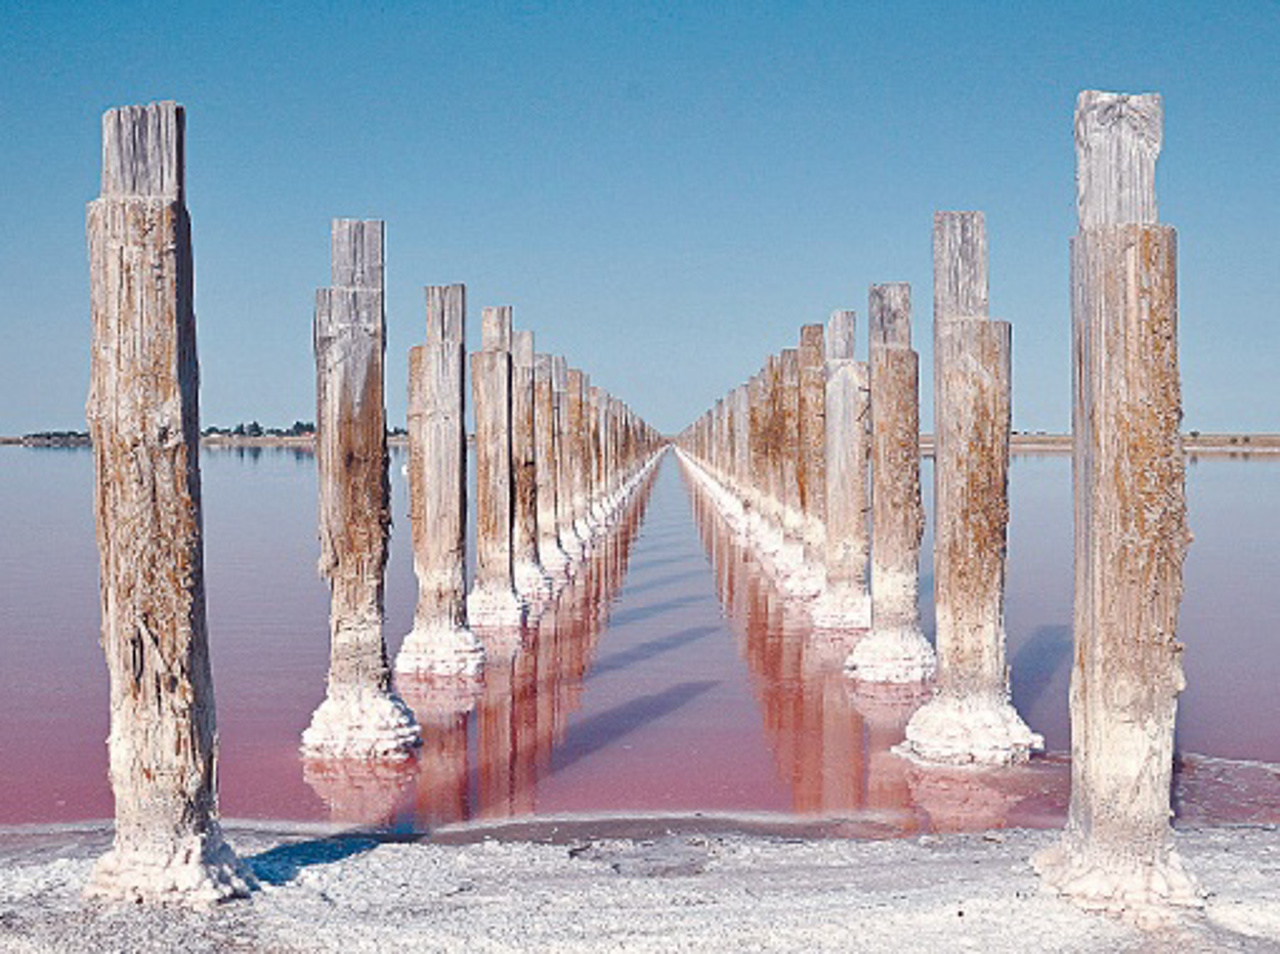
0,446,1276,832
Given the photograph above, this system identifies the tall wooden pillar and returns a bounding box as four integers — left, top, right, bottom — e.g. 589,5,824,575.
396,284,484,676
511,329,552,600
898,214,1041,764
467,307,525,628
1034,89,1199,921
303,219,419,759
847,283,936,683
533,353,571,580
812,310,871,629
85,100,251,904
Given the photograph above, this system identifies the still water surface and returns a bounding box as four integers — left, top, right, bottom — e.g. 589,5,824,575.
0,446,1275,830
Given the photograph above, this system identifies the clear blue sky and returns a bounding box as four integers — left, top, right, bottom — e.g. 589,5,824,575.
2,1,1276,436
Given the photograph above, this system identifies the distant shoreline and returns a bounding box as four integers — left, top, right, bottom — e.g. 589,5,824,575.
3,431,1278,456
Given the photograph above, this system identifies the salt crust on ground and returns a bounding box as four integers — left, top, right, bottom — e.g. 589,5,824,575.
1,822,1276,952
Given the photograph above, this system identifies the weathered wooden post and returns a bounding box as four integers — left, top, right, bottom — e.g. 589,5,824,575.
533,353,571,580
552,356,586,561
812,310,871,629
797,324,827,548
567,368,594,544
1034,90,1199,920
396,284,484,677
85,100,250,903
898,214,1042,765
847,284,937,682
303,219,419,759
467,307,526,628
511,329,552,600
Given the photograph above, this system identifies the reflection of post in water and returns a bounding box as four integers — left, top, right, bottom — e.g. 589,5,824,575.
301,755,418,828
847,685,931,832
464,461,661,822
688,467,869,818
398,678,480,828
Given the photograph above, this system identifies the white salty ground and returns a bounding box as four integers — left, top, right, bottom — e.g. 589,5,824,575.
1,819,1277,953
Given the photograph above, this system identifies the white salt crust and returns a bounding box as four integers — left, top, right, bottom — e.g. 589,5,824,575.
895,693,1044,767
514,559,555,603
1033,832,1204,929
85,827,253,907
300,689,420,760
394,623,485,678
846,624,937,683
809,587,872,631
465,586,527,629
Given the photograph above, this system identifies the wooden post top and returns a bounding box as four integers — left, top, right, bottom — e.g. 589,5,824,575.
933,212,988,321
481,306,512,352
425,284,465,345
534,352,553,380
512,329,535,369
552,355,568,391
870,283,912,349
826,310,855,361
781,348,799,385
331,219,384,290
1075,90,1162,228
799,324,824,369
100,101,184,202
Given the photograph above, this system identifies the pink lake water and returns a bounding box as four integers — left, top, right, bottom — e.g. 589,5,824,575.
0,446,1276,832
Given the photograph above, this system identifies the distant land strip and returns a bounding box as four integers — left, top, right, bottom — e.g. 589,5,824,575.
4,430,1278,457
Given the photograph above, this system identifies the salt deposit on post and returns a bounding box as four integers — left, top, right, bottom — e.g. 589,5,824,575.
510,329,553,601
303,219,419,759
467,307,526,628
1034,90,1200,922
846,284,936,682
396,284,485,677
811,310,871,630
897,214,1041,764
85,100,251,904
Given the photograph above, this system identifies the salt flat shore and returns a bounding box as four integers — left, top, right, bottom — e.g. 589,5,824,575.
1,819,1276,953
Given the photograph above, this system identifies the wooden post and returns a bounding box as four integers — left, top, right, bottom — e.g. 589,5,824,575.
1034,90,1199,920
567,368,594,544
303,218,419,759
797,324,827,547
812,310,871,629
396,284,484,676
847,284,937,682
511,329,552,600
533,353,571,580
898,215,1041,764
85,100,251,904
467,307,525,628
552,356,585,561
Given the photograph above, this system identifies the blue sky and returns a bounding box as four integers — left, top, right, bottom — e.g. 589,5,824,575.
1,1,1276,435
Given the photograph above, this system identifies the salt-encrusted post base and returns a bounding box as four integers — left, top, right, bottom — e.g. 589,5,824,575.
894,693,1043,767
845,624,936,683
300,688,420,760
1033,836,1202,929
514,559,555,603
810,588,871,631
86,830,253,907
395,623,485,678
466,588,527,629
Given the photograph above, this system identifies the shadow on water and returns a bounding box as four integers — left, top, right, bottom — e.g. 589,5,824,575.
608,593,711,628
1010,624,1073,712
590,626,718,679
622,569,705,599
551,681,719,774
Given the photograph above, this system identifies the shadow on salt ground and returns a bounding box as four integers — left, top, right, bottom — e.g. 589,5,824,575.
551,680,719,774
607,593,711,628
590,626,718,679
1010,624,1072,712
249,835,387,885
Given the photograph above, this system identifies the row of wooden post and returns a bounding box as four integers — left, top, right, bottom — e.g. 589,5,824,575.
82,100,662,902
677,90,1196,921
300,228,664,758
